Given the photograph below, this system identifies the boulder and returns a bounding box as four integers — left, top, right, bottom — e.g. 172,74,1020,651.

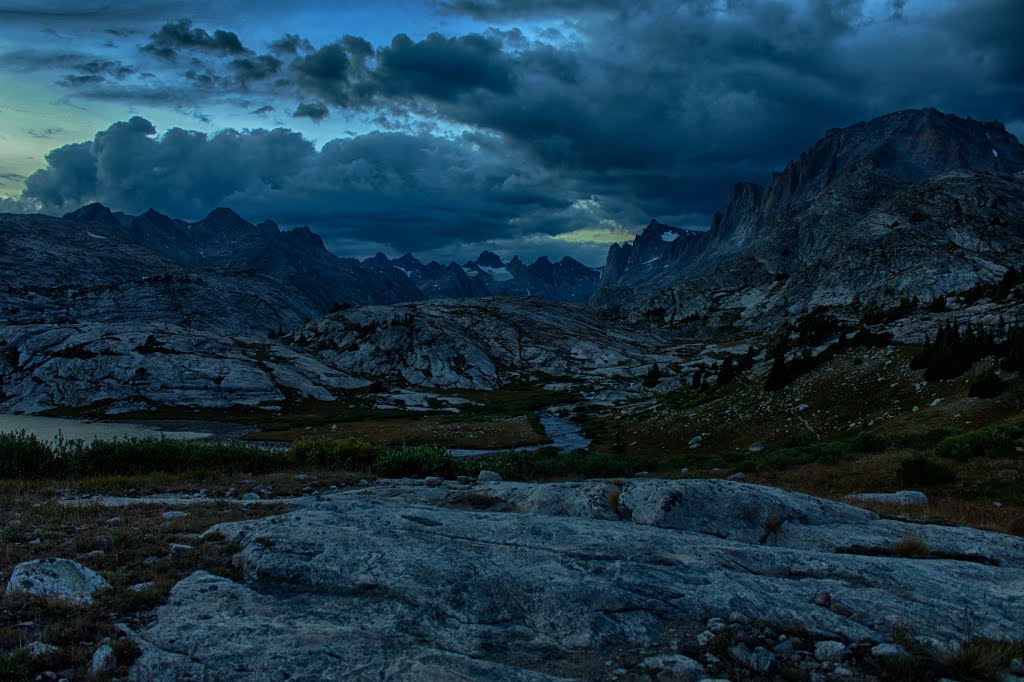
91,644,117,675
128,478,1024,681
6,558,108,605
639,654,705,681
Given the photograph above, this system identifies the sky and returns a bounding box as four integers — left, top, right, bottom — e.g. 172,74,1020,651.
0,0,1022,265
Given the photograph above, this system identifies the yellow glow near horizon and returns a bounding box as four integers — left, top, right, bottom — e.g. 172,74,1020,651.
553,225,635,244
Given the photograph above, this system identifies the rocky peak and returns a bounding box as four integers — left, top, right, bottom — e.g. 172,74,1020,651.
282,226,325,250
394,253,424,270
364,252,392,269
195,207,253,235
62,202,126,228
527,255,554,279
475,250,505,269
256,220,281,236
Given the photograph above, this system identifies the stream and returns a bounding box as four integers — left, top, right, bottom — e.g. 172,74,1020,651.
449,409,591,458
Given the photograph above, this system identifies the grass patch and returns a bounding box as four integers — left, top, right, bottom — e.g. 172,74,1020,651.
835,537,1000,565
0,483,284,680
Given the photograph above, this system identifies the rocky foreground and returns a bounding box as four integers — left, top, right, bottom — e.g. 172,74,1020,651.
124,478,1024,681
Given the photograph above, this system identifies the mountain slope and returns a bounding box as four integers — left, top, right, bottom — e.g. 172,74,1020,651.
595,108,1024,326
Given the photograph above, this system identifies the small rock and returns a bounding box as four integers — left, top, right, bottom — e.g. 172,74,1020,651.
812,591,832,607
130,582,154,592
241,492,261,501
294,474,310,481
688,435,702,449
729,644,776,674
930,398,942,407
726,472,746,481
639,654,705,681
871,643,908,659
478,470,502,482
25,641,57,658
797,403,809,411
814,640,850,662
162,511,189,520
424,476,444,487
748,442,764,452
696,630,715,646
845,491,928,507
90,644,116,675
773,639,795,656
5,559,108,605
456,476,474,485
169,543,194,555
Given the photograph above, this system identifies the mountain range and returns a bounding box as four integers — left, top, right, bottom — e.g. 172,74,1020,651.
1,106,1022,413
364,250,601,302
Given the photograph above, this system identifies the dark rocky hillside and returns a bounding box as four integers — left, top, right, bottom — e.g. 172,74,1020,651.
595,109,1024,328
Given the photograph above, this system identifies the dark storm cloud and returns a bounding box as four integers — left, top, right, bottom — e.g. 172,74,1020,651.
437,0,630,19
291,42,351,104
292,101,328,121
9,0,1024,254
369,32,515,101
18,117,587,253
284,31,516,107
229,54,282,83
142,19,248,60
269,33,312,55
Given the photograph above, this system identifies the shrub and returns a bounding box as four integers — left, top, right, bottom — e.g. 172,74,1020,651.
288,436,381,470
0,432,289,478
890,427,964,450
892,536,930,558
968,369,1005,399
0,430,58,478
898,456,956,485
849,431,889,453
935,425,1021,461
642,363,661,388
